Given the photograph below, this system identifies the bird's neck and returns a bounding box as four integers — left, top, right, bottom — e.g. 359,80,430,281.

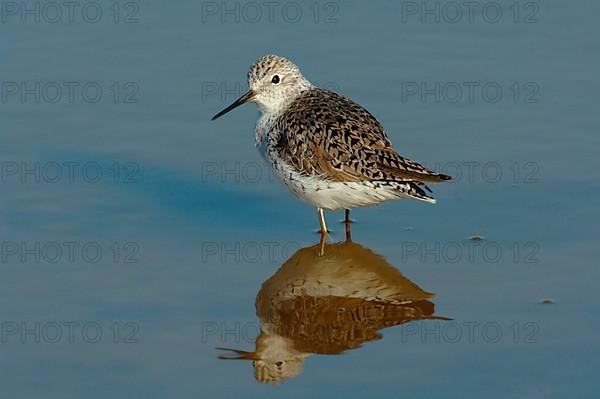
255,112,278,149
254,81,314,148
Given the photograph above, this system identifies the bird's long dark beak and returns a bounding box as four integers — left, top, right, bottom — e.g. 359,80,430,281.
211,90,256,121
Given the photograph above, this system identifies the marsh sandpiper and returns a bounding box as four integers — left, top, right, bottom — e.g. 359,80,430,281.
212,54,450,237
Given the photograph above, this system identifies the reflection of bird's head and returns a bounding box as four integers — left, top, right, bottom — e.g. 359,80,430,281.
218,240,447,384
218,333,306,384
252,358,304,385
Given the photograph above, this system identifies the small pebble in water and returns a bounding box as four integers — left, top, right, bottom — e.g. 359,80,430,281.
467,235,485,241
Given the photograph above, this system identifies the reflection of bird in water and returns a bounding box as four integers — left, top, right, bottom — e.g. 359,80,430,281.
218,240,448,384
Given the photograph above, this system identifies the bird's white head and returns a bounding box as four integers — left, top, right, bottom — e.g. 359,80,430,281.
212,54,312,120
247,54,312,113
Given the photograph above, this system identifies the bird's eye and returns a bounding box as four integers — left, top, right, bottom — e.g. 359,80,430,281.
271,75,280,84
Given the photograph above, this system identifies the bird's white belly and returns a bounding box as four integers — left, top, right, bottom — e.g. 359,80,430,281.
270,155,401,211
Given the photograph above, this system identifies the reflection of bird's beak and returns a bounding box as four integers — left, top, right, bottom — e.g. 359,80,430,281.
211,90,256,120
216,347,258,360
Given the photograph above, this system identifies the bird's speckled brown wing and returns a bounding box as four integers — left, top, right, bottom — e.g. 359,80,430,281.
272,88,450,184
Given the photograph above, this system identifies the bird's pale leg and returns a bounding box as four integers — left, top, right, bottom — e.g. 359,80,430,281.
318,230,326,257
344,209,352,242
317,207,328,237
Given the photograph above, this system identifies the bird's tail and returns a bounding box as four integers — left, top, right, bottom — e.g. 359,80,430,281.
379,180,438,204
406,182,437,204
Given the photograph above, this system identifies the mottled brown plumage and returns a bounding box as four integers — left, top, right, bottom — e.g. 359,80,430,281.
272,87,450,186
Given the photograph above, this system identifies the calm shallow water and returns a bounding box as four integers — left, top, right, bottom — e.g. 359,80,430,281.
1,0,599,397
